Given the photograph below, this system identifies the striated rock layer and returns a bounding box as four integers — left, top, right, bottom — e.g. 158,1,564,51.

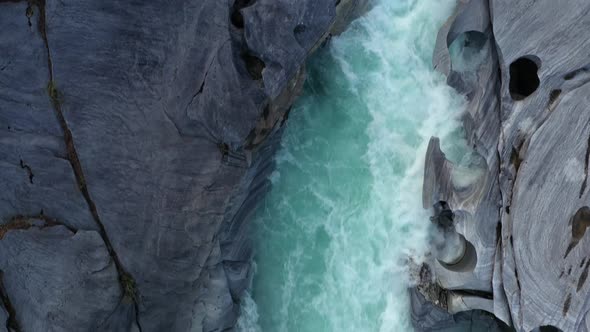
417,0,590,331
0,0,366,331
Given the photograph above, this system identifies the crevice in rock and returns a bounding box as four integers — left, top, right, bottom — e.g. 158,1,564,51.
219,142,248,168
510,147,523,176
547,89,561,109
185,39,230,116
0,214,75,239
533,326,564,332
579,135,590,198
243,115,278,151
19,159,34,184
230,0,256,29
510,233,524,327
32,1,142,329
509,236,521,291
564,66,589,81
262,105,270,120
562,293,571,316
577,259,590,292
279,106,292,127
241,51,265,81
450,289,494,300
25,2,33,27
564,206,590,258
0,271,20,332
506,143,524,213
218,142,230,159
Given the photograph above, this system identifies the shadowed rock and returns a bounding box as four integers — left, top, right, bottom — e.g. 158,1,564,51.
0,0,367,330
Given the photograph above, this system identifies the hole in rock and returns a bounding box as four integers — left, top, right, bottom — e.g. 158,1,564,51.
448,31,487,72
231,0,255,29
241,51,266,81
439,235,478,273
564,67,589,81
530,326,564,332
293,24,307,46
509,57,540,100
548,89,561,107
565,206,590,258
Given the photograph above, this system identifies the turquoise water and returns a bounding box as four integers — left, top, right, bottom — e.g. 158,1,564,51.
238,1,469,331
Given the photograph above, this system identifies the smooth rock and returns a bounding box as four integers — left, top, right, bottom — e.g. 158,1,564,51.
0,0,366,330
0,225,121,332
418,0,590,331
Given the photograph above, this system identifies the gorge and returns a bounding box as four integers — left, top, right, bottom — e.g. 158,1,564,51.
0,0,589,331
237,0,469,330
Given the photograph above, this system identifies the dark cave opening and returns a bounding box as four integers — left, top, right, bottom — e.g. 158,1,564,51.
293,24,307,46
241,51,266,80
231,0,256,29
531,326,564,332
509,57,540,101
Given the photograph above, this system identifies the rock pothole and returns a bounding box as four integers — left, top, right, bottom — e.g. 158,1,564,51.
448,31,488,73
509,56,540,101
439,235,478,273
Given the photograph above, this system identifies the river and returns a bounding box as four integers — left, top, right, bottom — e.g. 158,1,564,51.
237,1,469,330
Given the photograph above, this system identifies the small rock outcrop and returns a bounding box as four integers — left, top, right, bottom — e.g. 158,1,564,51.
417,0,590,331
0,0,367,330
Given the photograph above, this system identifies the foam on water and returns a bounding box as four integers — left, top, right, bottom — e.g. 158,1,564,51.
237,0,467,331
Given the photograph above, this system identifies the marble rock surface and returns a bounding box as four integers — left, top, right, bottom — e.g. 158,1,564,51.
0,0,366,331
417,0,590,331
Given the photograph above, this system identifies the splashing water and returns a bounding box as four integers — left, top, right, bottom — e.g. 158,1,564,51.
237,0,469,331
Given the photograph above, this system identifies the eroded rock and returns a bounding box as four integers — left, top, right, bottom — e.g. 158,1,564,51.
0,0,366,330
417,0,590,331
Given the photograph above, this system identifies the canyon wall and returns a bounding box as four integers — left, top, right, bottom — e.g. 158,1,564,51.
417,0,590,331
0,0,366,330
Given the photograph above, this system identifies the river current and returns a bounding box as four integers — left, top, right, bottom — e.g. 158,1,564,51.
237,1,470,330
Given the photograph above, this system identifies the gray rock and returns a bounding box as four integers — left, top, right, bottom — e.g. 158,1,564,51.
0,302,8,332
0,305,8,332
0,0,365,331
410,287,511,332
0,1,97,232
419,0,590,331
0,223,121,331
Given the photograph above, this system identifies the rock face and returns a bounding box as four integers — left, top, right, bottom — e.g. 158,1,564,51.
0,0,366,331
417,0,590,331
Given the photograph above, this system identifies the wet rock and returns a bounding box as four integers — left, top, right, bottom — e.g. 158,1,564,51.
419,0,590,331
410,287,511,332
